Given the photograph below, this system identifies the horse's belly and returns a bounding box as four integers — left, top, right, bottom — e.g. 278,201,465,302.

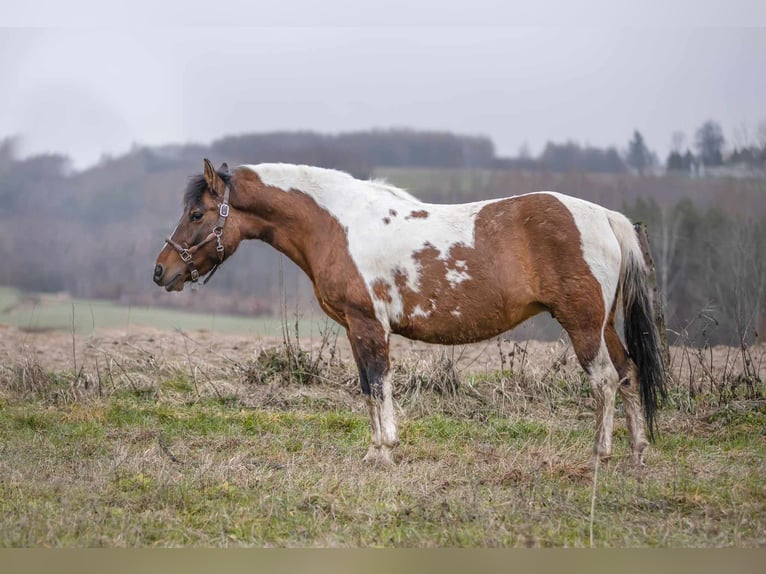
391,302,540,345
390,292,546,345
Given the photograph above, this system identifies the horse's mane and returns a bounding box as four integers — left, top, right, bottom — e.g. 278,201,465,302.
183,169,232,206
184,163,420,207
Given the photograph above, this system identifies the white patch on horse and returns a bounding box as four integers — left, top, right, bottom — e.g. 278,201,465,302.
248,164,498,327
538,191,622,327
445,267,471,288
411,304,430,318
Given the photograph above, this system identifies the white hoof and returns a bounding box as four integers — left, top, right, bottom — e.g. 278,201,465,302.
363,445,396,467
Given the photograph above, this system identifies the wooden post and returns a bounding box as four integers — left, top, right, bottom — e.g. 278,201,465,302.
634,222,671,369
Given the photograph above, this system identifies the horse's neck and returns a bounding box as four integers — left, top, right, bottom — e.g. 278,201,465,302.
239,164,428,280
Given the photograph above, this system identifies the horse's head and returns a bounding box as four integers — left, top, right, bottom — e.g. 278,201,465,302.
153,159,242,291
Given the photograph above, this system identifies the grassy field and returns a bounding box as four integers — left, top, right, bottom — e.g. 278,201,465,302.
0,286,322,338
1,316,764,547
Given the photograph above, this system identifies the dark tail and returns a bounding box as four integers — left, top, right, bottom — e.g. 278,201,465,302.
621,230,668,439
609,214,668,440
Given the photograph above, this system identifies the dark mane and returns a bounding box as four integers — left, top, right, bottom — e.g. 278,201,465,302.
183,169,232,206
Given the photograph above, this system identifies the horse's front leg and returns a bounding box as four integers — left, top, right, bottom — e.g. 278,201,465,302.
346,315,398,466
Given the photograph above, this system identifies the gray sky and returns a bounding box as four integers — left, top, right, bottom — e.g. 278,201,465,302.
3,2,766,169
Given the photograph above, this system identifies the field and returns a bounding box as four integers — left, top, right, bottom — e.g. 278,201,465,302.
0,289,765,547
0,287,315,337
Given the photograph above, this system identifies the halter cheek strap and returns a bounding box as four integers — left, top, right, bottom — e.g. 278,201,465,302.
165,183,231,289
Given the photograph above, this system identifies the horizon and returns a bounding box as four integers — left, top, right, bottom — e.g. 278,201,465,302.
3,25,766,171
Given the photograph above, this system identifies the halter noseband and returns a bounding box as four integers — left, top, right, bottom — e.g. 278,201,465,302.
165,183,231,289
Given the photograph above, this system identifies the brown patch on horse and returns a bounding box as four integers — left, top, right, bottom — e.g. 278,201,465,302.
603,302,629,378
389,209,397,217
406,209,430,220
389,194,604,351
382,217,391,225
371,278,393,303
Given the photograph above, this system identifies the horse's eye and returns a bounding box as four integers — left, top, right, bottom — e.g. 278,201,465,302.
190,212,203,222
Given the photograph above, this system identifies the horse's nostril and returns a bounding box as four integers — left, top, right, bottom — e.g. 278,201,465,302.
153,264,164,281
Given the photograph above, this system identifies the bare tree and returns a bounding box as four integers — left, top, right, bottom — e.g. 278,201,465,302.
626,130,652,175
694,120,726,166
670,131,686,154
711,219,766,344
731,122,753,151
656,206,685,310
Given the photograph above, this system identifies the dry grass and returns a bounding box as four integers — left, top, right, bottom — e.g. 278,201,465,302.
0,324,764,547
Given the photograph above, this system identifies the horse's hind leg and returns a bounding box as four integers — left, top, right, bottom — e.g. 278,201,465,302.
603,323,649,465
346,314,398,466
587,343,620,462
557,312,620,463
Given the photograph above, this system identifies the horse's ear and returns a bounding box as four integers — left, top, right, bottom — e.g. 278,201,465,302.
219,162,229,176
203,158,223,198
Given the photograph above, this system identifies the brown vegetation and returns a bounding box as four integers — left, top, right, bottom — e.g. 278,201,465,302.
0,322,764,547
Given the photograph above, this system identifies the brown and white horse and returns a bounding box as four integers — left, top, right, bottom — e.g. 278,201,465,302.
154,159,667,466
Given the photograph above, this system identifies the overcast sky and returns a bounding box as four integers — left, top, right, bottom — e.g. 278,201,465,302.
3,2,766,169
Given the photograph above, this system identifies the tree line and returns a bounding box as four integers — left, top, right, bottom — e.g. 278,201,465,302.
631,120,766,175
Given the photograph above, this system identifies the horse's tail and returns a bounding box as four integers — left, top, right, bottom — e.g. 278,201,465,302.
607,212,668,440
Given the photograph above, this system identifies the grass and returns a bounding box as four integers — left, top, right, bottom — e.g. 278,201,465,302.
0,286,321,336
0,330,764,547
1,395,762,547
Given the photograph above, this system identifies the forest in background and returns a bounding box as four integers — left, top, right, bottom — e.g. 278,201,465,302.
0,127,764,345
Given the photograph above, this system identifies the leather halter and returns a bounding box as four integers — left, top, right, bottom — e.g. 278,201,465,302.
165,183,231,289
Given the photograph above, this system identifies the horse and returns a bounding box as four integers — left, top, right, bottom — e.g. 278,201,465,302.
153,159,667,467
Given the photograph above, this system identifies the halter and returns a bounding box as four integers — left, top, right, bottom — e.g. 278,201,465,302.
165,183,231,289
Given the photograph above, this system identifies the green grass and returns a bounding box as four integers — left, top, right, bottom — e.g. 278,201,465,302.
0,286,323,336
1,372,764,547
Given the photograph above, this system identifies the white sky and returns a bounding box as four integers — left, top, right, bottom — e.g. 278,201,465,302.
2,1,766,169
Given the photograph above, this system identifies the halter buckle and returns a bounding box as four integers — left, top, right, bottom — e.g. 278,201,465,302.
190,268,199,281
219,203,230,217
180,249,192,262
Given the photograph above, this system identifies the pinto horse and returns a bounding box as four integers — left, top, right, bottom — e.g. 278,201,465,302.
154,159,667,466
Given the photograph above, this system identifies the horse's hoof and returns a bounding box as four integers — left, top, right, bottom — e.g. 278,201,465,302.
363,446,380,464
590,453,612,471
379,445,396,466
363,445,396,467
629,441,649,467
630,452,647,468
